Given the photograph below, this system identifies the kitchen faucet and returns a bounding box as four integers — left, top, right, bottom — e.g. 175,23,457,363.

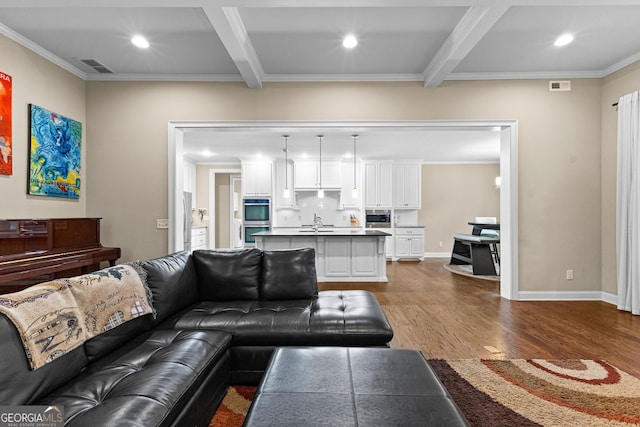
313,213,323,231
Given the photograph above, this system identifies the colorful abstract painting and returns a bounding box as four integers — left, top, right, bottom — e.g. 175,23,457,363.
0,72,11,175
28,104,82,198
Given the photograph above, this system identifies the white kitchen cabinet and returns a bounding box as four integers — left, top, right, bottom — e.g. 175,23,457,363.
393,227,424,261
274,160,296,209
183,160,197,209
294,161,341,189
242,161,272,197
191,227,207,250
364,161,392,208
339,161,361,209
393,163,421,209
324,237,351,277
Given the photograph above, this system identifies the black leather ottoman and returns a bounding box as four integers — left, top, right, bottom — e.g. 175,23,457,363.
243,347,469,427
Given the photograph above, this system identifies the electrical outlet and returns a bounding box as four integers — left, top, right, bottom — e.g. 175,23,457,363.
566,269,574,280
439,241,443,247
156,219,169,229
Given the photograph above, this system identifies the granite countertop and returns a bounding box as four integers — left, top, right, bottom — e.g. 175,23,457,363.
253,229,391,237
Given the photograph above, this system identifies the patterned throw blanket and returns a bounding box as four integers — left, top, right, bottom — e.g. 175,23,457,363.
0,264,154,370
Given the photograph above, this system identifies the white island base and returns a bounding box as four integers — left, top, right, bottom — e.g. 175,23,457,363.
253,230,389,283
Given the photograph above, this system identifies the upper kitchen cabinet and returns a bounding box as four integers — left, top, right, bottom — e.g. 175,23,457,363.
339,161,361,209
364,161,392,208
242,161,272,197
183,159,197,209
274,160,295,209
294,161,341,189
392,163,421,209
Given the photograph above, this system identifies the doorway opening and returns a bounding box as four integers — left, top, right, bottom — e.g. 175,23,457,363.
168,120,518,300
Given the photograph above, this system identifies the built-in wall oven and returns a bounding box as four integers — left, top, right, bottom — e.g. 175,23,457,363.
243,198,271,223
243,198,271,247
243,224,271,246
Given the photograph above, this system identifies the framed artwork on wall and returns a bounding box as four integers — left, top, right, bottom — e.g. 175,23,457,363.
0,71,11,176
28,104,82,199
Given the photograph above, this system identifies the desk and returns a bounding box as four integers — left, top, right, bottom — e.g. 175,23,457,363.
468,222,500,236
450,223,500,276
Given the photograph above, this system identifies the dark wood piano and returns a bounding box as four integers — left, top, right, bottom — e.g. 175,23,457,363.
0,218,121,294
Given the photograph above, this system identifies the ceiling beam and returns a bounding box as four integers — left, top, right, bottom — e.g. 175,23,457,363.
423,5,509,88
202,6,264,89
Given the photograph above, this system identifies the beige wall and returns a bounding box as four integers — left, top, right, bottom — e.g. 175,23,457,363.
600,62,640,294
85,79,602,293
0,35,86,219
3,31,610,295
420,164,500,254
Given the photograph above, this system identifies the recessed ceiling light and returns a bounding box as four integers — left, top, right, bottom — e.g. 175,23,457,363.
554,34,574,47
131,35,150,49
343,35,358,49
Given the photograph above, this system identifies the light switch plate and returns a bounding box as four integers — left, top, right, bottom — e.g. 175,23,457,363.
156,219,169,229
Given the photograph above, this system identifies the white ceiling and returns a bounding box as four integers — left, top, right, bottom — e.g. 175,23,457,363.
2,0,637,162
181,126,502,164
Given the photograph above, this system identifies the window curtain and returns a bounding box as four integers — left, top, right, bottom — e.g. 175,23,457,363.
617,91,640,315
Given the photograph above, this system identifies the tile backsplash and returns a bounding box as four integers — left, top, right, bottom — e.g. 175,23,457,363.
274,192,360,227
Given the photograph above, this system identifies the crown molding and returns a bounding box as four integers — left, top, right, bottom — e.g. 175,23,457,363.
83,73,245,82
0,22,86,79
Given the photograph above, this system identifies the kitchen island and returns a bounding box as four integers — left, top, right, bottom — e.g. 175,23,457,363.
253,229,391,282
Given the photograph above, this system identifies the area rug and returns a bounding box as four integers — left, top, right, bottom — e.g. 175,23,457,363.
208,386,255,427
430,359,640,427
443,263,500,282
210,360,640,427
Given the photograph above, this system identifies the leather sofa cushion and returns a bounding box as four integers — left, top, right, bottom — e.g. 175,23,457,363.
161,290,393,346
193,249,261,301
84,315,152,362
141,251,199,326
0,314,89,405
261,248,317,300
39,329,232,426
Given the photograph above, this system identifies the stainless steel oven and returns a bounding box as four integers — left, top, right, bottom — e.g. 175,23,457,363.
365,209,391,228
243,198,271,223
243,224,270,246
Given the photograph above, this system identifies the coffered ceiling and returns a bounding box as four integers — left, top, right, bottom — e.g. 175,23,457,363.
1,1,638,88
2,1,637,162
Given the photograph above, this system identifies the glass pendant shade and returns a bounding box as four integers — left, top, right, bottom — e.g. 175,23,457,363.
352,135,358,198
283,135,290,198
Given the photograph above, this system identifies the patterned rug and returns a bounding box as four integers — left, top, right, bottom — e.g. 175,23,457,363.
209,359,640,427
209,386,255,427
430,359,640,426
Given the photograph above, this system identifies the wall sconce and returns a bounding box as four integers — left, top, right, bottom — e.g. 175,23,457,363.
495,176,501,189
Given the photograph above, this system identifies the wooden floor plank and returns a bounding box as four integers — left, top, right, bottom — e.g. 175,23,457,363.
319,259,640,377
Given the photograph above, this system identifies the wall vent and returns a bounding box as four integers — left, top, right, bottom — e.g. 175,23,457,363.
80,58,113,74
549,80,571,91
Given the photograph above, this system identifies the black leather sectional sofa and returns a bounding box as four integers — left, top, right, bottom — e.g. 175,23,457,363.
0,248,394,426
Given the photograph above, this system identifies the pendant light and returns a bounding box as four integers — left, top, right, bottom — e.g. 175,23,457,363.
351,134,359,198
317,135,324,199
282,135,290,198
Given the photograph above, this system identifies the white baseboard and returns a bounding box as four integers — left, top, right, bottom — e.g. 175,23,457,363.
425,252,450,258
518,291,618,305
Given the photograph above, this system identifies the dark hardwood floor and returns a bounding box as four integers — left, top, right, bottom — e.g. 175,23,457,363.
318,258,640,378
